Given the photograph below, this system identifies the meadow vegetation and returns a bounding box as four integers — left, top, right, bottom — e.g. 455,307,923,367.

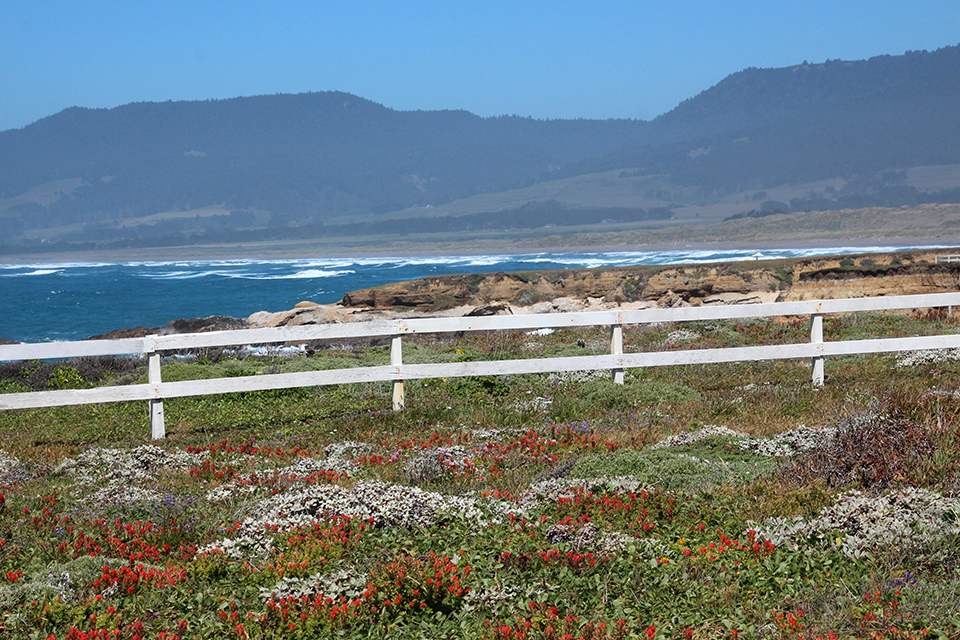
1,311,960,638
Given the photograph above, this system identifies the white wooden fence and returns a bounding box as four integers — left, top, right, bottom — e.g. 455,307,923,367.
2,292,960,439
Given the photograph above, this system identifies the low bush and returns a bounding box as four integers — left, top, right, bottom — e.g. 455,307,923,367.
780,413,935,490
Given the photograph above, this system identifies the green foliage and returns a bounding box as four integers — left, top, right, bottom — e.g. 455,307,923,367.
443,375,510,401
0,379,30,394
46,366,89,390
562,379,701,416
746,481,836,520
573,437,776,490
774,266,793,286
149,361,226,382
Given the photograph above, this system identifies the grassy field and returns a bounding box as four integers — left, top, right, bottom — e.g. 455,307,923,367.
1,311,960,638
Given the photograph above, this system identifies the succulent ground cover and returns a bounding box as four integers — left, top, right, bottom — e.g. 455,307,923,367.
0,311,959,638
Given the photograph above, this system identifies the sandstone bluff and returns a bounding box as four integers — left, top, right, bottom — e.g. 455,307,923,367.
247,248,960,331
80,248,960,341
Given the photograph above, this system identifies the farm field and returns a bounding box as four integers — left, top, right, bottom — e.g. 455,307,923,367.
1,312,960,639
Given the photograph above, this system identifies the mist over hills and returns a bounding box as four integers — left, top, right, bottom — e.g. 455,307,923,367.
2,44,960,254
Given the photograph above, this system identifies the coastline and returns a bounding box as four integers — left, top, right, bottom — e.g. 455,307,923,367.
4,241,960,344
3,234,960,266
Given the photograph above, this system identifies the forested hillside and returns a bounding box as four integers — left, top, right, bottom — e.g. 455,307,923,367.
2,44,959,254
575,46,960,187
0,94,649,224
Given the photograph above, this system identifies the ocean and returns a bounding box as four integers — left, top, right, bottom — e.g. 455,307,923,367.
0,245,944,344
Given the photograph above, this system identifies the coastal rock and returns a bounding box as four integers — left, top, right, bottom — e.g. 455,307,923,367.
89,316,251,340
642,267,781,304
248,304,357,328
340,269,648,310
657,291,691,308
88,327,161,340
466,303,512,316
784,262,960,300
166,315,249,333
335,248,960,317
341,289,438,307
702,291,780,305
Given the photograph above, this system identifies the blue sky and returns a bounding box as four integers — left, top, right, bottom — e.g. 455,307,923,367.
1,1,958,132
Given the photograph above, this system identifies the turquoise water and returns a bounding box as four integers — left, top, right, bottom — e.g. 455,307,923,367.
0,246,941,343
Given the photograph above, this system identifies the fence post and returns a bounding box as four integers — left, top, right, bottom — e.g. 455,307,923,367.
610,323,624,385
810,313,824,387
148,351,165,439
391,335,405,410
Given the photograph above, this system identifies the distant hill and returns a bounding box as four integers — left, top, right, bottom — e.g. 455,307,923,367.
654,47,960,141
2,44,960,254
0,93,649,220
573,46,960,186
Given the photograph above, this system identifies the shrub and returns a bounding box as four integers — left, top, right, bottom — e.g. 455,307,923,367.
46,366,89,390
779,413,934,490
444,375,511,401
0,380,30,394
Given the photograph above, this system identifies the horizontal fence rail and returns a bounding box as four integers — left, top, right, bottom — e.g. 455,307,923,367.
2,292,960,439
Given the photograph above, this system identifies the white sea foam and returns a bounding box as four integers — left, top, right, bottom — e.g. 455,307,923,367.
385,256,471,267
236,345,306,357
0,245,948,279
133,263,358,281
464,256,514,266
295,259,359,269
0,262,114,270
136,269,242,280
109,245,960,277
243,269,356,280
0,268,62,277
512,257,556,264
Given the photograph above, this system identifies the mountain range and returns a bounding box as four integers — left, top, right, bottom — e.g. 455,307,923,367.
2,44,959,254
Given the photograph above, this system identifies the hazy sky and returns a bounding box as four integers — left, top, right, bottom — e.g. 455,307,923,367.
2,1,958,132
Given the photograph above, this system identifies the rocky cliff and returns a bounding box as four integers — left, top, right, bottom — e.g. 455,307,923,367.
341,249,959,308
244,248,960,330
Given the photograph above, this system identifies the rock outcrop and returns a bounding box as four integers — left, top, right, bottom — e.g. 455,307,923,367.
88,316,250,340
334,249,960,318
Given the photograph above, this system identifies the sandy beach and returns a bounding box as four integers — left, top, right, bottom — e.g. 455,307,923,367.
4,202,960,264
4,233,960,266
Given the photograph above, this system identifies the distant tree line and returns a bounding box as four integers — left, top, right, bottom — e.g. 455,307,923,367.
725,185,960,221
